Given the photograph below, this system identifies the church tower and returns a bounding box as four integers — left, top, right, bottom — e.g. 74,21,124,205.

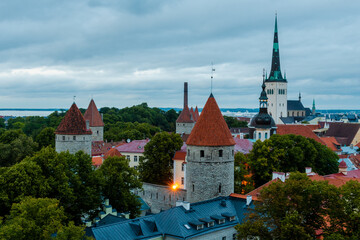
249,71,277,141
84,99,104,142
55,103,92,155
185,94,235,203
265,14,287,124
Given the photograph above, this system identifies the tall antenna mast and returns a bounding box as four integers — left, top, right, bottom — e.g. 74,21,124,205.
211,62,215,93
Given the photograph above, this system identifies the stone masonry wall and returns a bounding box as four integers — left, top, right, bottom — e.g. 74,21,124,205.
176,122,195,135
135,182,187,213
90,126,104,142
186,145,234,203
55,134,92,156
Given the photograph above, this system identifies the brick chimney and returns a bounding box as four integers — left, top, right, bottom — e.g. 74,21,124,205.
184,82,188,108
339,160,347,175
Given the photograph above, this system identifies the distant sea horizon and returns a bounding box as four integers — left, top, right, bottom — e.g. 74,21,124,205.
1,108,360,118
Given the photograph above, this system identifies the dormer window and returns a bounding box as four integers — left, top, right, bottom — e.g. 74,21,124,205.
218,219,225,224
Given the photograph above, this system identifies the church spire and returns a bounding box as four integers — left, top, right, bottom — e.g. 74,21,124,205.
267,14,286,82
312,99,316,115
259,69,268,112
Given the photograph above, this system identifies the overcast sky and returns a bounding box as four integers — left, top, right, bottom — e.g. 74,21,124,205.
0,0,359,110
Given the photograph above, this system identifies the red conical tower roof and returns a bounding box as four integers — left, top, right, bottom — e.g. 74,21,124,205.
84,99,104,127
176,105,194,123
194,106,199,121
186,94,235,146
55,103,92,135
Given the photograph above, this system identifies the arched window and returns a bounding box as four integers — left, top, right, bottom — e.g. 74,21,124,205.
258,132,261,139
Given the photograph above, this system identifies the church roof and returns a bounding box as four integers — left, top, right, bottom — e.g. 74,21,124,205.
287,100,305,111
55,103,92,135
276,125,324,145
84,99,104,127
265,15,287,83
176,105,194,123
186,94,235,146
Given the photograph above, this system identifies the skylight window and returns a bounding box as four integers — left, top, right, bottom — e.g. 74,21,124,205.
184,224,191,230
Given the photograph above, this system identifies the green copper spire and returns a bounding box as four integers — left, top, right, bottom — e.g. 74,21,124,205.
312,99,316,115
266,14,287,82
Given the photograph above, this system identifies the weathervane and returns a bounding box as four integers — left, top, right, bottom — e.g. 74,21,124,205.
73,95,76,103
211,62,215,93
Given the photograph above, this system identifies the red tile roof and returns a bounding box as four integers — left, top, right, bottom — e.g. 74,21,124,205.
84,99,104,127
190,107,195,121
173,151,186,161
305,124,321,131
55,103,92,135
349,154,360,168
104,148,123,159
339,160,347,168
187,94,235,146
194,106,199,121
320,137,341,152
115,139,150,153
176,105,194,123
92,156,103,167
91,141,124,156
325,123,360,146
276,124,325,145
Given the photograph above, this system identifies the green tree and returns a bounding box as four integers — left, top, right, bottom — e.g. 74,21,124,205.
235,173,342,240
35,127,55,149
248,134,339,187
98,156,142,218
0,197,85,240
234,152,254,194
139,132,183,185
0,147,102,224
0,118,5,128
0,130,38,167
223,116,248,128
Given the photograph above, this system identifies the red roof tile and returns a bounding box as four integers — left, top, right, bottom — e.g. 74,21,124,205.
84,99,104,127
91,141,124,156
173,151,186,161
276,125,325,145
320,137,341,152
339,160,347,168
55,103,92,135
233,138,253,154
349,154,360,168
325,123,360,146
176,105,194,123
194,106,199,121
186,94,235,146
305,124,321,131
92,156,103,167
104,148,123,159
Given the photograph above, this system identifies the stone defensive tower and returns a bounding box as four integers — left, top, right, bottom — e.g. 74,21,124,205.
55,103,92,155
176,82,196,134
84,99,104,141
265,14,287,124
185,93,235,203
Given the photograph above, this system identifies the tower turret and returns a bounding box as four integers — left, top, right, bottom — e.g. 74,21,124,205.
176,82,195,134
185,94,235,203
55,103,92,155
249,70,277,141
265,14,288,124
84,99,104,141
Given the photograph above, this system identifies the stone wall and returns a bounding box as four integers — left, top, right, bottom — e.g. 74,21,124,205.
186,145,234,203
90,126,103,142
135,182,187,213
176,122,195,135
55,134,92,155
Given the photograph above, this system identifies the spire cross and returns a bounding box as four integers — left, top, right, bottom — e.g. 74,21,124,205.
211,62,215,93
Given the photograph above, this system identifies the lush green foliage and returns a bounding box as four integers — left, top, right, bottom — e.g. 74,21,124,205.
248,134,339,187
0,197,86,240
35,127,55,149
100,103,178,133
234,152,254,194
0,129,38,167
104,122,160,142
98,156,142,218
0,147,102,224
0,118,5,128
236,173,360,240
223,116,248,128
139,132,183,185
